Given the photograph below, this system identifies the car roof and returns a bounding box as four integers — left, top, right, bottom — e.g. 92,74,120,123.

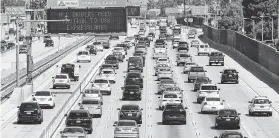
254,96,269,99
219,108,237,112
201,84,216,86
95,76,109,80
122,104,139,107
69,109,89,113
118,120,137,123
222,131,242,135
223,68,237,71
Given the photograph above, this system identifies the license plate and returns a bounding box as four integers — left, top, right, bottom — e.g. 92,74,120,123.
128,114,132,116
26,112,31,114
59,80,64,82
130,92,134,94
260,106,264,108
229,75,232,77
226,119,230,121
212,107,216,109
76,120,81,123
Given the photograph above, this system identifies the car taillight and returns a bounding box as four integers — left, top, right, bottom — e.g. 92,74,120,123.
220,102,223,105
204,102,207,105
132,127,138,131
115,128,121,131
235,117,240,120
217,116,222,120
33,97,36,101
97,106,101,109
48,98,52,101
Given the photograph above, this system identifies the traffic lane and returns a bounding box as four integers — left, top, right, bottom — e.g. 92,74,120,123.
189,46,279,137
0,41,110,138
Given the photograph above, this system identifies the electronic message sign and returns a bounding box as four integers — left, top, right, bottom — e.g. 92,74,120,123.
47,8,127,34
127,6,140,16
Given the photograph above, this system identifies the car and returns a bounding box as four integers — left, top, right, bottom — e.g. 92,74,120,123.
135,45,147,54
113,47,126,56
173,39,180,49
92,77,111,95
155,39,166,46
198,43,211,55
89,46,97,55
248,96,272,116
19,44,28,54
188,66,207,83
209,51,225,66
124,72,144,88
196,84,220,103
157,79,176,94
214,131,247,138
125,36,136,45
32,91,55,108
123,40,133,48
201,97,225,114
52,73,71,89
138,37,150,46
157,67,173,81
138,31,145,36
127,56,144,72
153,44,167,59
193,76,211,91
82,88,103,104
148,33,155,41
154,64,170,76
86,44,94,51
159,35,167,41
133,52,145,65
163,86,183,102
65,110,93,134
77,51,91,62
189,29,197,35
17,102,44,124
176,52,192,66
93,41,103,51
98,68,116,83
113,120,140,138
110,35,119,40
102,40,110,49
100,64,116,71
188,32,195,39
156,57,170,65
177,41,189,52
60,63,80,81
7,42,15,49
162,103,187,125
183,62,197,74
158,93,182,110
215,109,241,129
113,52,125,62
45,39,54,47
43,36,51,43
190,40,200,47
121,85,142,100
220,69,239,84
105,55,119,69
60,127,88,138
79,98,103,118
117,104,143,124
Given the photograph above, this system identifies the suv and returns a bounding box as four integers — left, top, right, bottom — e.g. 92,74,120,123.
188,66,207,83
193,76,211,91
197,84,220,103
117,104,143,124
60,63,80,81
52,73,71,89
214,131,247,138
65,110,93,134
124,72,144,88
17,102,43,124
209,52,225,66
177,41,189,52
162,103,187,125
220,69,239,84
105,55,119,69
45,39,54,47
248,96,272,116
127,56,143,72
176,52,192,66
121,85,142,100
215,109,241,129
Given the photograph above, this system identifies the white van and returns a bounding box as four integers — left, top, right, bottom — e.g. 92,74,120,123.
198,43,211,55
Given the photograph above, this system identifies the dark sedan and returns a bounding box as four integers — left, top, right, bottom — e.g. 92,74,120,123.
215,109,241,129
220,69,239,84
117,104,143,124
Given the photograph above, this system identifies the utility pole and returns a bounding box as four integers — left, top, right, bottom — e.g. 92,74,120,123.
15,18,20,86
25,0,33,85
277,0,279,45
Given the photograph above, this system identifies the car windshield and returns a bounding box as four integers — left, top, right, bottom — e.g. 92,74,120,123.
196,77,209,82
186,63,196,65
78,51,88,55
192,40,199,43
155,45,165,48
179,54,190,57
84,89,99,94
179,42,187,44
82,100,99,104
20,103,38,110
161,80,174,84
165,104,183,110
114,47,123,50
157,64,168,67
136,46,145,48
156,40,164,43
224,70,237,74
223,134,243,138
94,79,107,83
206,97,220,101
219,110,237,116
93,42,101,45
63,128,84,133
211,52,223,56
35,91,51,96
201,86,217,90
254,99,270,104
159,68,171,72
158,59,168,61
190,67,204,72
174,38,180,41
165,87,180,91
121,105,139,110
106,56,117,60
55,75,67,79
164,94,177,98
102,71,113,74
117,121,136,126
125,85,140,90
127,74,140,78
69,112,89,118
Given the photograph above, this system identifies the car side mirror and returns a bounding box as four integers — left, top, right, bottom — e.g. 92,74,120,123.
79,65,81,68
244,137,247,138
269,101,272,103
222,100,225,102
185,107,188,109
56,65,59,67
236,72,239,73
64,114,67,117
218,88,220,90
121,87,124,90
32,94,34,96
248,101,252,103
138,124,141,127
126,59,128,61
220,71,223,73
78,103,81,105
158,97,161,98
52,77,54,79
214,137,218,138
17,106,20,108
205,70,207,72
117,108,120,110
60,131,63,134
238,113,241,115
113,121,118,126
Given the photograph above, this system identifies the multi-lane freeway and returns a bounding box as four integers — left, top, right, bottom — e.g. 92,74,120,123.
1,23,279,138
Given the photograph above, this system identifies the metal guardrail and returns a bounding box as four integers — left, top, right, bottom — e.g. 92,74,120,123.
38,47,113,138
1,36,93,101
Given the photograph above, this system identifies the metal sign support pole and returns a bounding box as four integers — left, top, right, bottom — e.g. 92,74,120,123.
15,18,20,87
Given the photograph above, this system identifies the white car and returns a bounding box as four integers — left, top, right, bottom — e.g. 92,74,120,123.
32,91,55,108
156,57,170,65
163,86,183,102
196,84,220,103
183,62,197,74
138,31,144,35
173,40,179,49
157,67,173,81
248,96,273,116
82,88,103,104
154,63,170,75
158,93,181,110
77,51,91,62
52,73,70,89
125,36,136,45
114,120,140,138
92,77,112,95
198,43,211,55
98,68,116,83
201,97,225,114
79,97,103,117
113,47,126,56
135,45,147,55
153,49,167,59
93,41,103,51
60,127,87,138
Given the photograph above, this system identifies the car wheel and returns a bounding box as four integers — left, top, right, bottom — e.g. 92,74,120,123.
162,121,167,125
88,60,91,62
268,112,273,116
67,86,70,89
236,125,240,129
53,86,56,89
38,119,42,124
182,120,186,125
188,78,191,83
198,53,200,56
138,120,142,124
249,111,254,116
221,63,224,66
108,91,111,95
177,63,180,66
88,129,92,134
17,120,21,124
77,60,79,62
221,80,224,84
201,110,205,114
209,63,211,66
235,80,239,84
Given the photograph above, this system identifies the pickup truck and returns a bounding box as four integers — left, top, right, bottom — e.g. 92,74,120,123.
188,66,207,83
209,52,225,66
176,52,192,66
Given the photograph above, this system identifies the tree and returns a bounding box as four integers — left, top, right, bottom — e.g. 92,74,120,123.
218,1,243,31
147,0,157,10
